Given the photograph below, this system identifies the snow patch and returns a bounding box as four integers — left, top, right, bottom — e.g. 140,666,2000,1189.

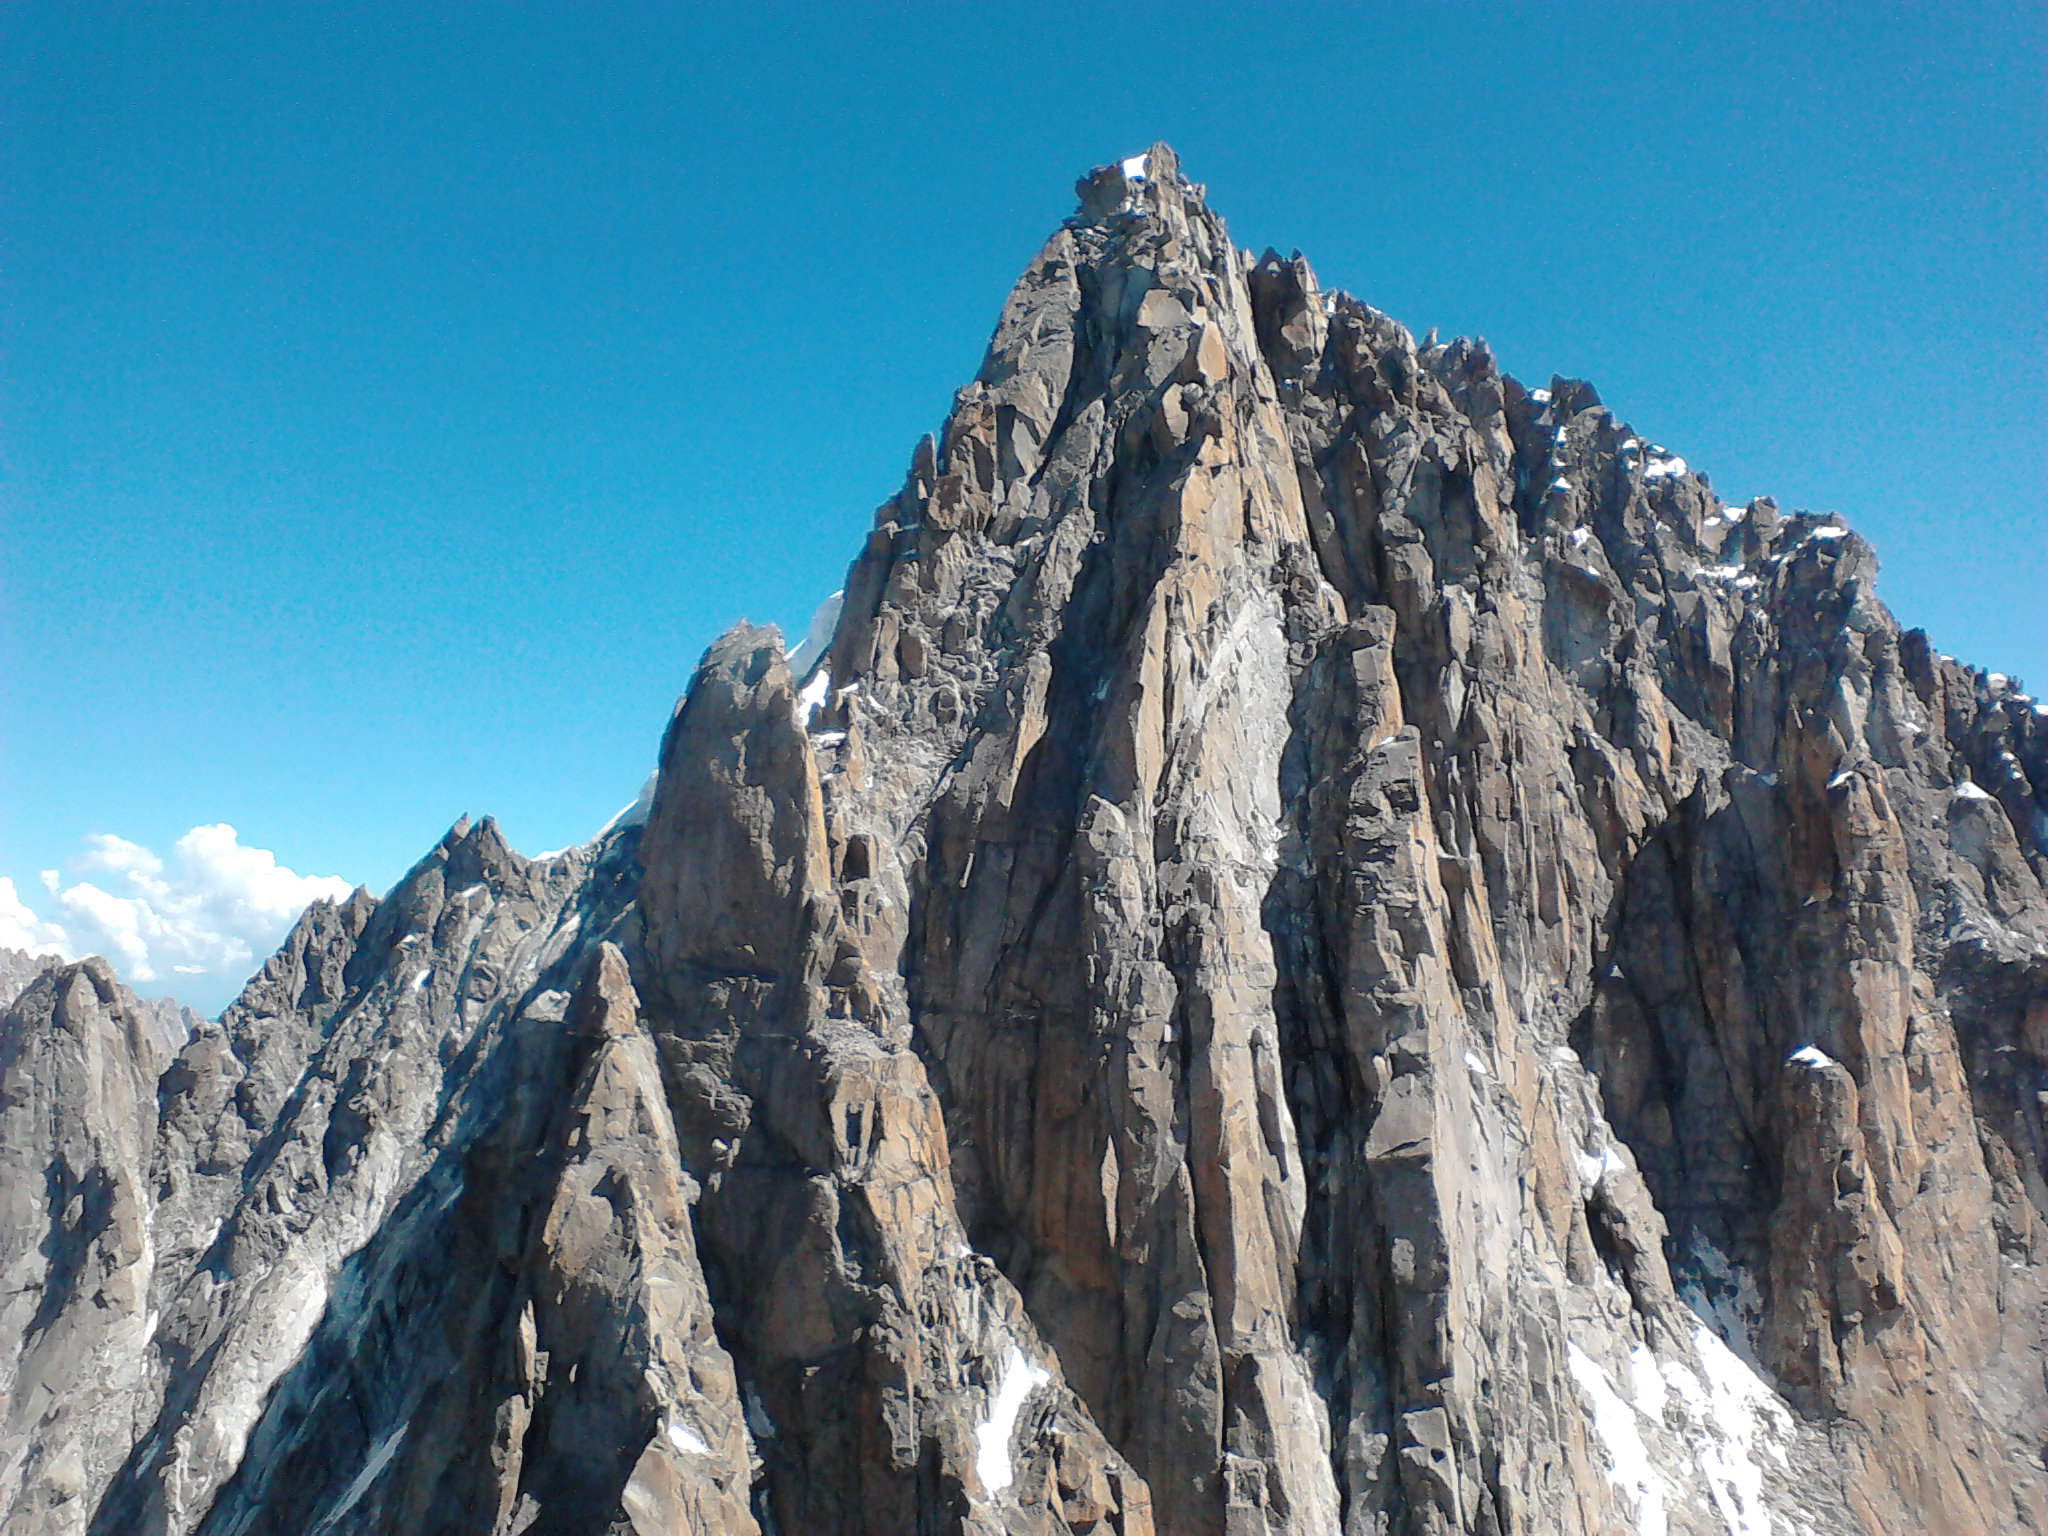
798,669,831,726
1120,153,1149,179
665,1417,711,1456
1642,454,1687,479
1463,1051,1489,1076
1954,780,1995,802
1570,527,1591,547
1578,1285,1802,1536
1665,1325,1796,1535
1567,1343,1668,1536
1807,525,1848,541
411,968,432,993
1575,1143,1627,1190
1787,1045,1833,1070
1723,503,1749,523
974,1345,1051,1496
1628,1343,1667,1419
1530,388,1552,403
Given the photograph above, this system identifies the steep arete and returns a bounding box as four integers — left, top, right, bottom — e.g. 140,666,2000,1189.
1,146,2041,1536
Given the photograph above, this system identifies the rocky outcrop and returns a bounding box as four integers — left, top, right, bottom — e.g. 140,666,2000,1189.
0,947,198,1061
0,146,2042,1534
0,948,63,1014
0,960,163,1536
635,624,1150,1534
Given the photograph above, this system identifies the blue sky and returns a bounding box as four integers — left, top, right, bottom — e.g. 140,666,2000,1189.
3,2,2042,1010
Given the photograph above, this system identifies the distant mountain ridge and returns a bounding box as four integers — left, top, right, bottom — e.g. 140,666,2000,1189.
2,145,2044,1536
0,945,199,1060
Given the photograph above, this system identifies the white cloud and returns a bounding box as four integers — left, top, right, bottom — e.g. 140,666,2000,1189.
2,826,355,1015
0,877,72,958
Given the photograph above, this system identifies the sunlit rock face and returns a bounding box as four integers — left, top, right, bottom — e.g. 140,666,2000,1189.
2,146,2043,1536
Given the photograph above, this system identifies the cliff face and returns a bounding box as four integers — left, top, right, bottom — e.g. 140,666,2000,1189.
2,146,2043,1536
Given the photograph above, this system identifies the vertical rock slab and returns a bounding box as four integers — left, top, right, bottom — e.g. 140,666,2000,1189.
484,942,756,1535
637,625,1152,1535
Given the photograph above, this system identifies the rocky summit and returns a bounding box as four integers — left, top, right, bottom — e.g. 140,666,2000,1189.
4,145,2045,1536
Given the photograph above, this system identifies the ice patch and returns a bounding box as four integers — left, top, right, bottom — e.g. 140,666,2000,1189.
744,1384,776,1440
786,590,844,677
974,1345,1051,1495
310,1424,408,1536
665,1417,711,1456
1567,1343,1668,1536
1787,1045,1833,1069
598,771,658,839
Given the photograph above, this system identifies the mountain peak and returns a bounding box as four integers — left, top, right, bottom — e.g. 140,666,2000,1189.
4,149,2044,1536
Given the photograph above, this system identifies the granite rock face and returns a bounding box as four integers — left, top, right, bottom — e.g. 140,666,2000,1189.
1,147,2043,1535
0,947,197,1062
